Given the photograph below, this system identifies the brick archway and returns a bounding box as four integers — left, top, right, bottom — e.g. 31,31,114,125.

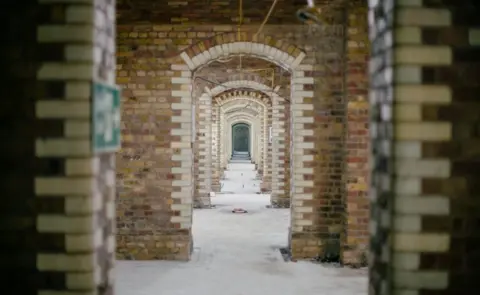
195,88,273,204
210,82,290,203
223,103,264,173
215,96,272,197
169,34,314,260
227,115,260,167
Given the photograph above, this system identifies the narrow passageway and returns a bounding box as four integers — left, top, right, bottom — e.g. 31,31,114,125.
221,152,260,194
115,158,367,295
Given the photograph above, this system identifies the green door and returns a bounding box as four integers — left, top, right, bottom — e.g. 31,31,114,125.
232,123,250,153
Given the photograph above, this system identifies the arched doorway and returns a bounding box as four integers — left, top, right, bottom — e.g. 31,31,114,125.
232,123,250,154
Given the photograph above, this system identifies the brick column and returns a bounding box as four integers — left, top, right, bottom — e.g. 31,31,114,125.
211,104,221,192
344,1,370,266
220,110,227,170
0,0,116,293
270,94,286,205
262,107,273,192
195,93,212,206
370,0,480,293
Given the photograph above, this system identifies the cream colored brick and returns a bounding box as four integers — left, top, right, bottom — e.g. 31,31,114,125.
65,196,101,214
66,81,91,99
394,66,422,83
179,52,194,69
395,196,450,215
395,123,451,141
469,29,480,45
65,120,90,137
395,159,450,177
65,158,99,175
393,253,420,270
37,25,94,43
394,215,421,232
36,101,90,118
37,253,95,271
37,63,94,80
35,177,94,195
396,8,451,27
395,85,451,104
395,177,421,195
67,270,101,289
393,233,450,252
37,215,93,233
65,44,94,61
394,142,421,158
395,104,421,121
394,271,449,289
65,228,103,252
395,27,421,44
395,46,451,65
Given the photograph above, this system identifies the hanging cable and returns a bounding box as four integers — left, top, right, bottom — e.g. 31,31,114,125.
238,0,244,74
255,0,279,36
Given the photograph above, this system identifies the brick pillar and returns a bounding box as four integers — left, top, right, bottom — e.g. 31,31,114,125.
219,110,227,170
211,104,221,192
344,1,370,266
262,108,273,192
370,0,480,293
195,93,212,206
0,0,116,293
270,94,287,206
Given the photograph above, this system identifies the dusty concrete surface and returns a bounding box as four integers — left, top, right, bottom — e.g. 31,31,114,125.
115,193,367,295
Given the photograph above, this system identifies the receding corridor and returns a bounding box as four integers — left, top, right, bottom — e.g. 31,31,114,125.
3,1,480,294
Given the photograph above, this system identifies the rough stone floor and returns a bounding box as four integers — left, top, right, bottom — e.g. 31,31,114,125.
115,164,367,295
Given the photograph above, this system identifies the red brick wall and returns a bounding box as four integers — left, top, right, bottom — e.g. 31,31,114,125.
344,3,369,265
115,1,371,261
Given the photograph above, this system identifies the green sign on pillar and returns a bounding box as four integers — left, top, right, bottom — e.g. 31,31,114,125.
92,81,121,153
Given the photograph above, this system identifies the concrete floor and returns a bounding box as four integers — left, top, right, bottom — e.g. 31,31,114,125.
115,163,367,295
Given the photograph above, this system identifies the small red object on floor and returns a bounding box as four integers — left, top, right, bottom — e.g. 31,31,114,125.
232,208,248,213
